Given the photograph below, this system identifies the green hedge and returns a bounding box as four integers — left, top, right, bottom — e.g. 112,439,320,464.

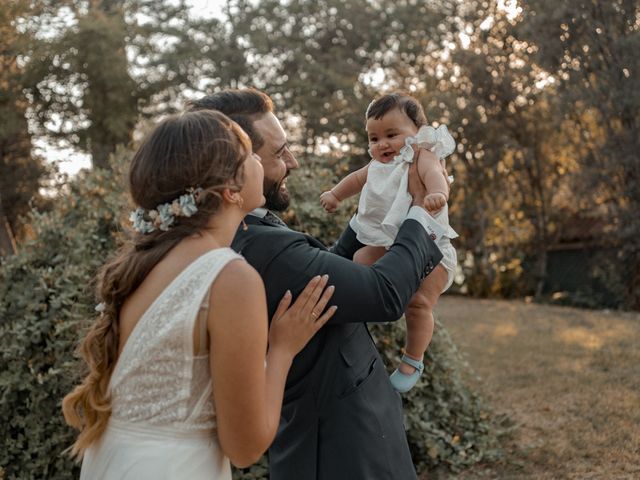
0,152,129,479
0,152,499,479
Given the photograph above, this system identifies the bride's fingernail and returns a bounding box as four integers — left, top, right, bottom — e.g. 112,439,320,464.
285,290,291,297
322,274,329,281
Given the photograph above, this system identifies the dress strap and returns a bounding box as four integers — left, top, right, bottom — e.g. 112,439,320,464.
179,247,243,359
197,286,212,354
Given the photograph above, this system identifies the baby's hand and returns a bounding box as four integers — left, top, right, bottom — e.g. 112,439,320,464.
320,191,340,213
424,192,447,213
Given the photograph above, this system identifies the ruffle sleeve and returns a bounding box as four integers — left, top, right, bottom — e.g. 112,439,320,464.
413,124,456,159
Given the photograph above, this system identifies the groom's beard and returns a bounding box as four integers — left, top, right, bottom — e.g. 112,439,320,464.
263,172,290,212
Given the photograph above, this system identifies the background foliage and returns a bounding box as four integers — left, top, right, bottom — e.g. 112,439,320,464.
0,152,128,479
2,0,637,307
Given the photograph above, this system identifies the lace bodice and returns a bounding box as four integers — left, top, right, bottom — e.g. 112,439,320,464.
108,248,242,432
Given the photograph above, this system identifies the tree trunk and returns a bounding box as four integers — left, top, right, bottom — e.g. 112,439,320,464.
532,147,549,300
84,2,137,170
0,196,16,257
534,247,547,300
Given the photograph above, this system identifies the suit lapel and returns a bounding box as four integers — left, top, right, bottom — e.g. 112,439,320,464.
242,215,327,251
244,214,273,228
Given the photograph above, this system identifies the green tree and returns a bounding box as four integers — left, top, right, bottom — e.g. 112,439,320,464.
0,151,127,479
220,0,457,160
517,0,640,307
0,0,48,256
449,3,577,299
181,0,635,307
22,0,197,169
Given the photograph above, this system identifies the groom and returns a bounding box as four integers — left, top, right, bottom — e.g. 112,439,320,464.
189,89,445,480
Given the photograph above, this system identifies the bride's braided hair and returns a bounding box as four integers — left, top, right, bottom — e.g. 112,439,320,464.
62,110,251,458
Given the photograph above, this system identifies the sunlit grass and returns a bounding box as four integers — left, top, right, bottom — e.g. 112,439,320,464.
438,296,640,478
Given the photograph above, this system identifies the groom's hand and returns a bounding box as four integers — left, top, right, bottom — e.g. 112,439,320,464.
407,158,427,208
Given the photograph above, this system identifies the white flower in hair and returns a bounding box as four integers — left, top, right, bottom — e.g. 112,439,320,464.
170,200,182,216
178,191,199,217
129,207,156,234
156,203,175,231
129,187,203,234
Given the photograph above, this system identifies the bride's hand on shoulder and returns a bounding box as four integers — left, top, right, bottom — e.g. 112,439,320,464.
268,275,337,358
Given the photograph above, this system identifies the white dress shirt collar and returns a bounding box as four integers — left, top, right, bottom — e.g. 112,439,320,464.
249,207,269,218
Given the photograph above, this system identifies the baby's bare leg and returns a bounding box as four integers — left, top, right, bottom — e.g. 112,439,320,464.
353,245,387,265
399,264,449,375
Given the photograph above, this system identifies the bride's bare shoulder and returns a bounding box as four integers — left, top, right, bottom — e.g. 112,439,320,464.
210,258,263,303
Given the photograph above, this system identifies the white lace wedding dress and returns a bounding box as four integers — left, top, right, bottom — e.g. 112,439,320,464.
80,248,242,480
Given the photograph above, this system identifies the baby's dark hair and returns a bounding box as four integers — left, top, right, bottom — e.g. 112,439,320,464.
365,92,427,128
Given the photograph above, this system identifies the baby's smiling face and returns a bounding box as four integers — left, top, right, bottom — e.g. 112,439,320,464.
366,108,419,163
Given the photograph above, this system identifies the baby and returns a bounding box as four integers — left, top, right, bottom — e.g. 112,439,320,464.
320,92,458,392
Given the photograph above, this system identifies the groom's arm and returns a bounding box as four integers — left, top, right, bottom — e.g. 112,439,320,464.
328,223,363,260
254,208,444,326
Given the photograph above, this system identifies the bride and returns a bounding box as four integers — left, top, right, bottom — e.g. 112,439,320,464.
62,110,336,479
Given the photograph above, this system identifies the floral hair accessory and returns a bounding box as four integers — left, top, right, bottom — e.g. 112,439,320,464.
129,187,203,234
95,302,106,313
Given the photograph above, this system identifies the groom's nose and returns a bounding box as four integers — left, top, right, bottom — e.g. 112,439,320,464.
283,147,299,170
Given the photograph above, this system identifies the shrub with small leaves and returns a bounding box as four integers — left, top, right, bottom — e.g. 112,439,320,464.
0,150,130,479
371,320,500,474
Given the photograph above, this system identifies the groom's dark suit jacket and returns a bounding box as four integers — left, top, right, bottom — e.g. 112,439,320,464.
231,213,443,480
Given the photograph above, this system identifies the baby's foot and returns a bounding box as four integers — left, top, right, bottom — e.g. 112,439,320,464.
398,361,417,376
389,354,424,393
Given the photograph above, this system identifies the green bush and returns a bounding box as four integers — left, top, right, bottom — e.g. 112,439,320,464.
0,150,130,479
1,152,498,479
371,320,499,474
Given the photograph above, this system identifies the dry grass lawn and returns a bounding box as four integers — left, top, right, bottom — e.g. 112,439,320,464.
435,296,640,479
